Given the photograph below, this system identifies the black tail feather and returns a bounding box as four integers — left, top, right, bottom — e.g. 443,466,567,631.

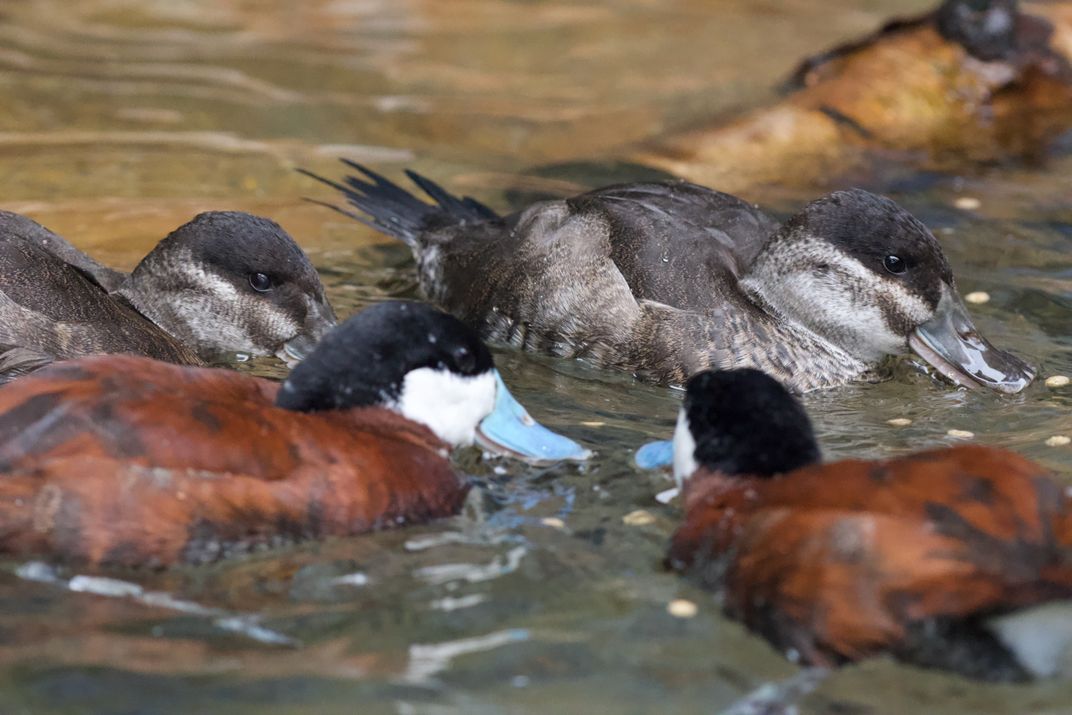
296,165,429,249
403,169,498,221
298,160,500,250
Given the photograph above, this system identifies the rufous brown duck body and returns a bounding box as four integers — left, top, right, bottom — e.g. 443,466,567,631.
0,301,588,568
662,368,1072,681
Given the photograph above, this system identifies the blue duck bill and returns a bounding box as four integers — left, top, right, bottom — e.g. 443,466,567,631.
475,371,592,465
635,440,673,470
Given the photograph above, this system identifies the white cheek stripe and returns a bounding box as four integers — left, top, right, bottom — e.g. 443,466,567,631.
822,248,932,322
187,263,239,302
177,260,301,352
744,237,936,361
396,368,496,447
672,409,699,489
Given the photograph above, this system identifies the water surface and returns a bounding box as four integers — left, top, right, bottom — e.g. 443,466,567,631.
0,1,1070,713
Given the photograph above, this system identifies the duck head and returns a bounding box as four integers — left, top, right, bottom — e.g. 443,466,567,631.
276,300,590,465
937,0,1021,62
740,189,1034,393
672,368,821,487
117,211,337,365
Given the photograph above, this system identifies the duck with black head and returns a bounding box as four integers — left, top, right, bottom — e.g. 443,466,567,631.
0,301,588,568
301,163,1034,393
660,368,1072,681
0,210,336,380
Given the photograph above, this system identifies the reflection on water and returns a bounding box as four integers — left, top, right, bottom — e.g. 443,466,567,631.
0,1,1070,714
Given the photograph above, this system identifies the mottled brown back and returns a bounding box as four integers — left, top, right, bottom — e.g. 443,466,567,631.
0,232,199,370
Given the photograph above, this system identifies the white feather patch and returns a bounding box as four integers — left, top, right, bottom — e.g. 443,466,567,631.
987,600,1072,679
742,236,933,362
395,368,496,447
175,260,298,353
672,409,699,489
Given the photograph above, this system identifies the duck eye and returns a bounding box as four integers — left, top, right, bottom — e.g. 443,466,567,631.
248,272,272,292
883,255,907,275
452,346,476,373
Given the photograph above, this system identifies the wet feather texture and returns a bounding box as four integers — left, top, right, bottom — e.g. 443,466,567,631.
0,355,467,567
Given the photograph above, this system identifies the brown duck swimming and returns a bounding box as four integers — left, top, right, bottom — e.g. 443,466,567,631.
302,163,1033,393
0,210,336,380
0,301,588,567
666,368,1072,681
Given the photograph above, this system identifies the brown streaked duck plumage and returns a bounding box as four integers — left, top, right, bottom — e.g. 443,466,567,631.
0,210,336,380
0,367,462,567
302,163,1034,393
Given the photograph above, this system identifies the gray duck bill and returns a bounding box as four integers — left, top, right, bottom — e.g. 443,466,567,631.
908,289,1035,394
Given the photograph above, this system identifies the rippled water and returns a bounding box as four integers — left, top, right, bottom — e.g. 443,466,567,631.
0,1,1070,713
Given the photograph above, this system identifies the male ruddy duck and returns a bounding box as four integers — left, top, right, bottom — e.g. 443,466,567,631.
302,163,1033,393
0,301,588,567
665,368,1072,680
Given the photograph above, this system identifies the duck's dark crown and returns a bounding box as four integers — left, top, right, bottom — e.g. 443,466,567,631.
276,301,493,413
684,368,821,477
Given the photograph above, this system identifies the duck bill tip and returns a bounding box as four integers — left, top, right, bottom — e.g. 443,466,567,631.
635,440,674,470
474,372,591,465
908,293,1035,394
279,339,312,368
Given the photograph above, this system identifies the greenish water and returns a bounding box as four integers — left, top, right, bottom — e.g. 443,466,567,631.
0,1,1070,713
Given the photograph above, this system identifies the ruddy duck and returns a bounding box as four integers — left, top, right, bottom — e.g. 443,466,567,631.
302,163,1033,393
0,210,335,378
0,301,588,567
665,368,1072,680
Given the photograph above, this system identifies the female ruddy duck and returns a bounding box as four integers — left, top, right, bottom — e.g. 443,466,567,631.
0,301,588,567
0,210,336,379
663,368,1072,680
301,163,1033,393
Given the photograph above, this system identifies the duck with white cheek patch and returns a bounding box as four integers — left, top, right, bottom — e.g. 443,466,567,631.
0,301,588,567
656,368,1072,682
302,164,1034,394
114,211,337,367
276,301,591,464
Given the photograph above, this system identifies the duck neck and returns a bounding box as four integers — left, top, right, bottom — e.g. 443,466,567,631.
115,253,205,358
735,276,873,392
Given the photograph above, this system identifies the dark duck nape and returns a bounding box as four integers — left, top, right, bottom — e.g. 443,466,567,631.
300,162,1034,393
665,367,1072,681
0,220,201,375
0,210,337,380
0,301,587,567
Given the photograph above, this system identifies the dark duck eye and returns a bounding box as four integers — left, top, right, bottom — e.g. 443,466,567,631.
248,272,273,292
883,255,907,275
452,345,476,374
